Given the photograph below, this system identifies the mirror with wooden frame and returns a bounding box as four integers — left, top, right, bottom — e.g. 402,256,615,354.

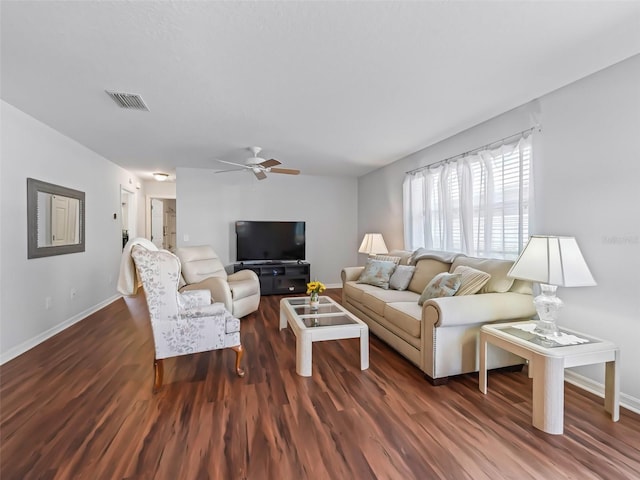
27,178,85,259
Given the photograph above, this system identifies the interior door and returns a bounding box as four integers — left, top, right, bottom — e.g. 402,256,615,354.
151,198,164,249
51,194,70,245
120,187,132,249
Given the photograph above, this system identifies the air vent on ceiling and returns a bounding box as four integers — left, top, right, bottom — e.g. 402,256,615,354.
105,90,149,111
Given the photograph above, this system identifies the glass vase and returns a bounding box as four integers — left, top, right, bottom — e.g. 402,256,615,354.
309,292,319,310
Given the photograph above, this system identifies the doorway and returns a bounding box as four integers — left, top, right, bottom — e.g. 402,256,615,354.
149,197,176,251
120,186,136,249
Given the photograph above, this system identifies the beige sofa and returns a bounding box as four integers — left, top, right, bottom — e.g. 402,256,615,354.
341,250,536,384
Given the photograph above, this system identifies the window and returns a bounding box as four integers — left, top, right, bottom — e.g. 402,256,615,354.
403,134,532,260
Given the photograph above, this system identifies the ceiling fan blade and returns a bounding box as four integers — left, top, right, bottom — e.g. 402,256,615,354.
259,158,281,168
218,159,252,169
253,170,267,180
215,168,246,174
270,167,300,175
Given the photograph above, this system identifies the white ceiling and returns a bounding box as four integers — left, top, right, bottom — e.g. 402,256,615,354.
2,1,639,180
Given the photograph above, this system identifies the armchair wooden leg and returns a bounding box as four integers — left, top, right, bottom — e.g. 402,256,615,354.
231,345,245,377
153,358,164,393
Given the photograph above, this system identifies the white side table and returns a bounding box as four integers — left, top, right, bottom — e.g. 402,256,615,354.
479,321,619,435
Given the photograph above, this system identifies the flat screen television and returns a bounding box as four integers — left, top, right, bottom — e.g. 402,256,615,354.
235,221,306,262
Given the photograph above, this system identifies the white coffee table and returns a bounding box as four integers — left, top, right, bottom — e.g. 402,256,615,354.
479,321,619,435
279,296,369,377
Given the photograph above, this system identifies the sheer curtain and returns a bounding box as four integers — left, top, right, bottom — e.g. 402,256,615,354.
403,133,533,260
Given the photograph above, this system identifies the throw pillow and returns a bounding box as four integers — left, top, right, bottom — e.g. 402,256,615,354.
356,259,397,290
453,265,491,296
418,272,461,306
389,265,416,291
450,256,515,293
373,254,401,264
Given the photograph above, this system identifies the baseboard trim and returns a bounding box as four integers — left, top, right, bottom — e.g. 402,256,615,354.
326,283,342,289
0,295,121,365
565,370,640,415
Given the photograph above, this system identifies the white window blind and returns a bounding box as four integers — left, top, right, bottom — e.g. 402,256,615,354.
403,133,533,260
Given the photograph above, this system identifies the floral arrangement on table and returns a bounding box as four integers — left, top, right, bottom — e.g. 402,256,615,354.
306,280,326,309
307,280,326,296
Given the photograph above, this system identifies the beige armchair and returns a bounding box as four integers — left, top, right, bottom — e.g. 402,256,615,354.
176,245,261,318
131,245,245,392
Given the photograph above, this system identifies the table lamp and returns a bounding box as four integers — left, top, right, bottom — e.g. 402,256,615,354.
507,235,596,336
358,233,388,256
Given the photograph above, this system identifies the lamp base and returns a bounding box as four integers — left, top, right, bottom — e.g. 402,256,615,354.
533,284,563,337
534,319,560,336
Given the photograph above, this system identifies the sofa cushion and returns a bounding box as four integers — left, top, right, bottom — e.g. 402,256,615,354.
387,250,413,265
384,302,422,338
453,265,491,296
389,265,416,291
418,272,461,306
450,256,515,293
361,289,419,316
344,281,382,303
407,258,451,294
357,259,397,289
510,279,533,295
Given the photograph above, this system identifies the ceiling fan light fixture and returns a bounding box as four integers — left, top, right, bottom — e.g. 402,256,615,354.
249,146,262,157
153,172,169,182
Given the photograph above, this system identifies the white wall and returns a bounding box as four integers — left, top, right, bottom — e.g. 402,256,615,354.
357,55,640,406
0,101,145,361
177,168,358,286
143,179,176,198
536,55,640,404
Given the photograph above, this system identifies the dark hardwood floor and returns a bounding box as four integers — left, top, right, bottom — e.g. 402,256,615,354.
1,289,639,479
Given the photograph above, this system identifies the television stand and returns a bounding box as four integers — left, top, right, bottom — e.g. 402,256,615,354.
233,262,310,295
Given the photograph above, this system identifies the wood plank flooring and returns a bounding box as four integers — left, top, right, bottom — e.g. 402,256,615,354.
1,289,639,479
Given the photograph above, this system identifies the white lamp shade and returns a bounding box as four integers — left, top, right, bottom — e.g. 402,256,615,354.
358,233,388,255
508,235,596,287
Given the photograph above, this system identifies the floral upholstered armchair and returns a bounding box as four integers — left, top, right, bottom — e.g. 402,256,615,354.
131,244,245,392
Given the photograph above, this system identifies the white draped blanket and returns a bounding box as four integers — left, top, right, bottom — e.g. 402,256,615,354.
117,237,158,295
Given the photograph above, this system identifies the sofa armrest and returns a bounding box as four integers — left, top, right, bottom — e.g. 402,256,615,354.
180,276,233,312
423,292,536,328
341,266,364,283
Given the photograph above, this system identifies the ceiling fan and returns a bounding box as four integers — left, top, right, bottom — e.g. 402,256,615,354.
216,146,301,180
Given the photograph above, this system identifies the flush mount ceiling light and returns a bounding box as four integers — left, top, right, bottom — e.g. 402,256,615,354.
153,173,169,182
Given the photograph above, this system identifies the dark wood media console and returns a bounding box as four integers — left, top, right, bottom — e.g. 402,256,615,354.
233,262,310,295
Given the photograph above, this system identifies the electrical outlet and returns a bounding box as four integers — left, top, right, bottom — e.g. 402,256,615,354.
45,297,52,310
183,234,190,242
70,288,77,299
